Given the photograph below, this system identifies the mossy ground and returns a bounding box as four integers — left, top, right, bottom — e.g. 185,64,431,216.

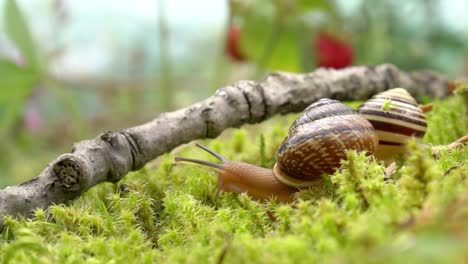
1,94,467,264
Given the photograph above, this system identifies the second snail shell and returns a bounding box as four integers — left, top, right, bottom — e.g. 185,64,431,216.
357,88,427,162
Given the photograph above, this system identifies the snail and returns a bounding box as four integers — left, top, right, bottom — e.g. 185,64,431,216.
175,98,378,202
357,88,427,162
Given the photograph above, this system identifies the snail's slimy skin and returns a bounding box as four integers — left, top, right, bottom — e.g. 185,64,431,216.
219,161,297,202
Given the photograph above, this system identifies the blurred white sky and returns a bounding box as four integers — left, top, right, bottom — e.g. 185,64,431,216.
0,0,467,79
0,0,227,79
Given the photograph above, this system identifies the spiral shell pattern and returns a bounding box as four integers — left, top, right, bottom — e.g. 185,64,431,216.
357,88,427,161
274,99,378,188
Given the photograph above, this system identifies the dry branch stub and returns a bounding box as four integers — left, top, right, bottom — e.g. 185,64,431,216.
0,64,451,230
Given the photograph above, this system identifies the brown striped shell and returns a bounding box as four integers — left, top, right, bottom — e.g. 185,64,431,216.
357,88,427,162
273,99,378,188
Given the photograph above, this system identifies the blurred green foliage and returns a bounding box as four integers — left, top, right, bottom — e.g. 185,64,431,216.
235,0,467,73
0,0,40,137
0,0,467,186
239,0,337,72
4,0,39,70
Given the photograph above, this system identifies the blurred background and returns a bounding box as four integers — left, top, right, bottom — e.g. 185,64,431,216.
0,0,467,187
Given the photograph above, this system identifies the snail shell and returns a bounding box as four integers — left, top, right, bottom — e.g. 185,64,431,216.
273,98,378,187
357,88,427,161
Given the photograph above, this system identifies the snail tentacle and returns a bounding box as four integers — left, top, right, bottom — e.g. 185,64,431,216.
418,103,433,113
174,143,228,169
174,156,223,170
195,143,227,162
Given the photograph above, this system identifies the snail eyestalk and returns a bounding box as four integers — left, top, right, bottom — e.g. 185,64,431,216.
195,143,227,162
174,143,227,169
174,156,223,170
175,143,231,204
418,103,433,113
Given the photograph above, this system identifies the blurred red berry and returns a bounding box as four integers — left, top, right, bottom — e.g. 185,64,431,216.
315,32,354,69
24,103,43,133
225,25,246,62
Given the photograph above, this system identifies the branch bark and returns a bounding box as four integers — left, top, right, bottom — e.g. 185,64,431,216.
0,64,451,229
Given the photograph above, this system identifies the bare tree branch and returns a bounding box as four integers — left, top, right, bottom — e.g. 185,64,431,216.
0,64,451,230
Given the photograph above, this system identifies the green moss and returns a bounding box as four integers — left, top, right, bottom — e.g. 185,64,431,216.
381,99,392,112
1,96,467,263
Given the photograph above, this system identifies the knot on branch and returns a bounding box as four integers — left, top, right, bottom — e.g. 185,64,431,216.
99,131,134,182
51,155,86,191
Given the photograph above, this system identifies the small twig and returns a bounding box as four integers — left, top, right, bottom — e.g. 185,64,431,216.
216,236,232,264
157,0,174,110
384,162,397,180
397,215,415,229
443,164,462,176
266,210,277,222
253,14,284,79
209,4,233,93
432,135,468,158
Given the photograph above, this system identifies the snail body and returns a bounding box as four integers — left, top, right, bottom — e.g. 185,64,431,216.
357,88,427,162
176,99,378,202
